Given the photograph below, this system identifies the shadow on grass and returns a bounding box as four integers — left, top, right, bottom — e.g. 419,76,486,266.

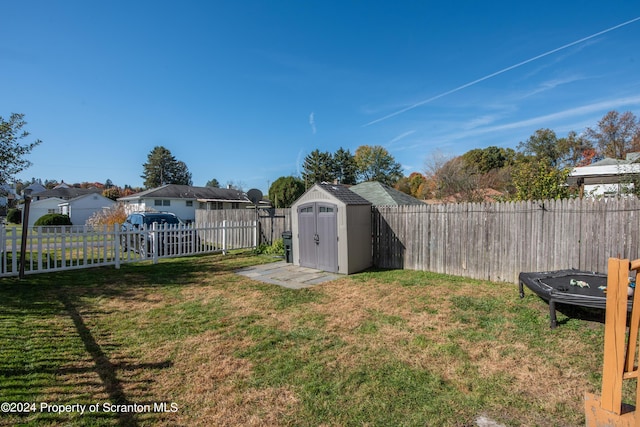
0,252,279,424
554,303,606,327
58,293,172,427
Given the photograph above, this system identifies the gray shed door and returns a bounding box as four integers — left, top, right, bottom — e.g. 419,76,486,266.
297,202,338,273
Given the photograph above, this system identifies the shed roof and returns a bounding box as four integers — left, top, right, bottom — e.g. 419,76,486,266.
349,181,424,206
314,183,371,205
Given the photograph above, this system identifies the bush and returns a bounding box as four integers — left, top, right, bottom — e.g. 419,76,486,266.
86,203,127,227
34,214,72,226
7,208,21,224
255,238,285,256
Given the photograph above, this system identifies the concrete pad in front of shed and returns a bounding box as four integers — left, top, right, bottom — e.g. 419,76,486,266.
236,261,341,289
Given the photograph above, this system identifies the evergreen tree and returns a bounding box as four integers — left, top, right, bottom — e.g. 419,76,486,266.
268,176,305,208
141,146,192,188
301,149,335,187
333,147,357,184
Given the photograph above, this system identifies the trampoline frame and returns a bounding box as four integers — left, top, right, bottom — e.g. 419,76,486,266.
518,269,633,328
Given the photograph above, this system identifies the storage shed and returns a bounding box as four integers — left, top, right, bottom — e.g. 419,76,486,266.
291,183,372,274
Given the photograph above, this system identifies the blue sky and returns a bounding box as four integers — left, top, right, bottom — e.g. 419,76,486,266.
3,1,640,193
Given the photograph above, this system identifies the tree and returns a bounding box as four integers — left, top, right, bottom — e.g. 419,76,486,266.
0,113,42,184
394,172,431,199
86,203,127,227
44,179,59,189
206,178,220,188
432,156,485,202
354,145,403,186
268,176,305,208
509,158,572,201
517,129,561,167
225,180,245,191
141,146,192,188
585,110,640,159
301,149,335,187
333,147,357,185
461,146,515,174
102,187,122,200
556,131,594,168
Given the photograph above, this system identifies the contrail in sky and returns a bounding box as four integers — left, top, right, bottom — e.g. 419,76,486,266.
364,16,640,127
309,112,317,134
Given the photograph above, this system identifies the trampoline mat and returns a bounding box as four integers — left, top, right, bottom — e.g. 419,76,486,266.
519,269,632,310
539,273,607,298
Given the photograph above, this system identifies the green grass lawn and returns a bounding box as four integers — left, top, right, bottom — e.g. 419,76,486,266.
0,252,620,426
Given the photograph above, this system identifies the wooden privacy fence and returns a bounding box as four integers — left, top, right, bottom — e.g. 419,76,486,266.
0,221,257,278
196,199,640,284
196,208,291,245
374,198,640,284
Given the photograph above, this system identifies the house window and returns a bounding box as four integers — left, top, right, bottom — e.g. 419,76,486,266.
186,201,193,207
232,202,240,209
155,199,170,207
208,201,223,210
47,209,56,214
199,202,206,209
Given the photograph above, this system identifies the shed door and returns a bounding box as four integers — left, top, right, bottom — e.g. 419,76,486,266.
298,202,338,273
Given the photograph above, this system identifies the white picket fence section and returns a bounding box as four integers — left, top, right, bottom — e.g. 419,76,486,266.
0,220,257,278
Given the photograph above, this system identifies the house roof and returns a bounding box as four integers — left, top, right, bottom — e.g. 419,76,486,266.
118,184,250,203
30,197,66,206
58,193,115,205
24,183,47,194
32,187,102,200
349,181,424,206
590,152,640,166
313,183,371,205
567,152,640,186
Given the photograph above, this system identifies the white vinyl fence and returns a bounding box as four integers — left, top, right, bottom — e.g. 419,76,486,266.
0,220,257,278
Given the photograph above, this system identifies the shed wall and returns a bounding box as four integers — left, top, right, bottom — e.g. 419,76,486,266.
345,204,372,273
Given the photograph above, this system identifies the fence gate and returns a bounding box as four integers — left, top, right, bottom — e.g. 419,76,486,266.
297,202,338,272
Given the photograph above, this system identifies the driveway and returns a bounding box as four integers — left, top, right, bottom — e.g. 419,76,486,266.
236,260,341,289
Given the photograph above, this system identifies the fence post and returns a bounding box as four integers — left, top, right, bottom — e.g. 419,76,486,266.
114,223,121,269
253,220,258,249
151,222,159,264
222,220,227,255
0,224,4,274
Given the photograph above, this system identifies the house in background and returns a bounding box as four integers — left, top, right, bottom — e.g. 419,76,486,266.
23,182,47,195
0,184,19,215
27,197,66,227
59,193,115,226
31,187,102,201
567,153,640,197
14,186,107,226
118,184,251,223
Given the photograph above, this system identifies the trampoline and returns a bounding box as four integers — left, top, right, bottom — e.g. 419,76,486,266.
518,269,633,328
